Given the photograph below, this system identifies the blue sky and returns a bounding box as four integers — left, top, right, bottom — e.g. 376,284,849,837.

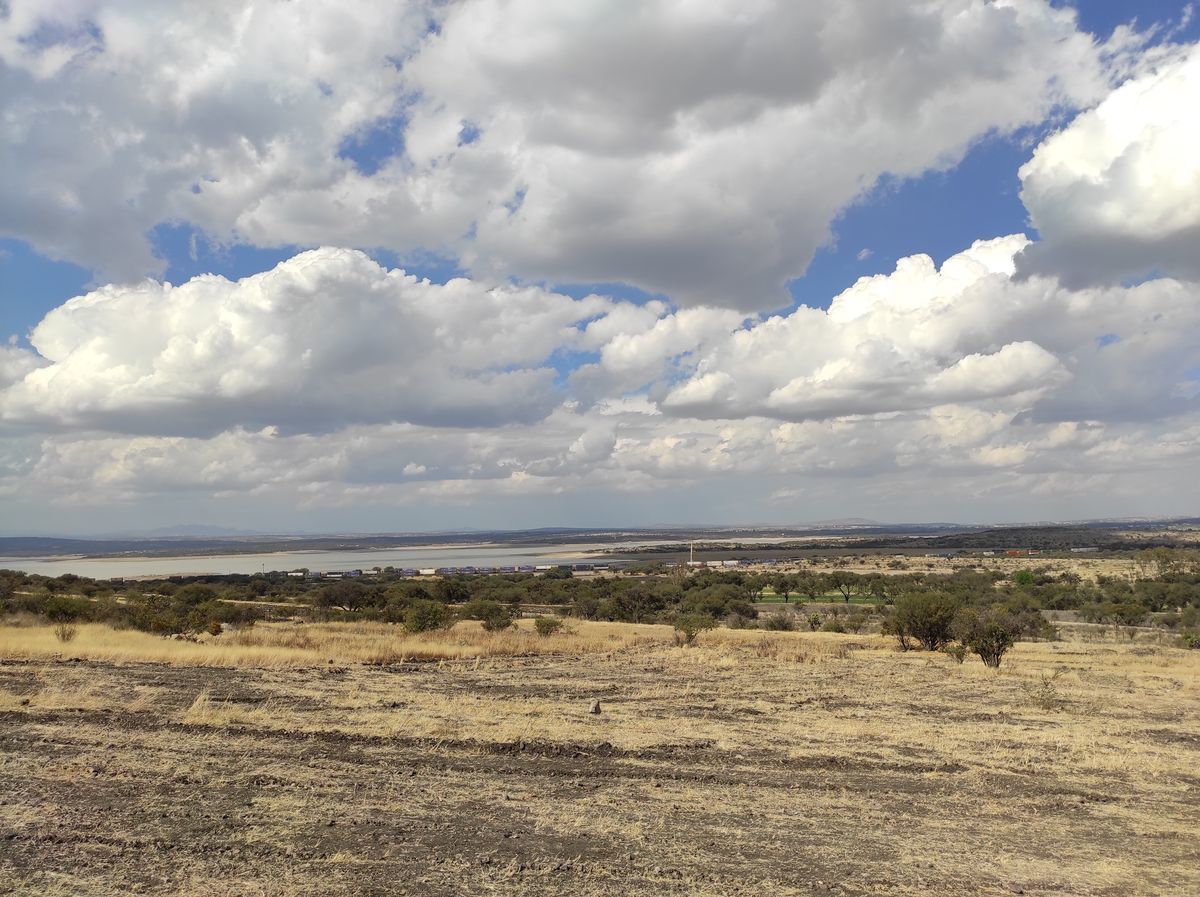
1,1,1198,533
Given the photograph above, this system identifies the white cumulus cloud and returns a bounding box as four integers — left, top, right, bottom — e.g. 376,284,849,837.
1,0,1127,309
1018,43,1200,285
0,248,627,436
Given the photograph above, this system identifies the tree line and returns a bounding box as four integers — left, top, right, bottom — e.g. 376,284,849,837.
2,549,1198,657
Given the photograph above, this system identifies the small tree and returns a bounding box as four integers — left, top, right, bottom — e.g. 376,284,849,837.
404,599,453,633
824,571,857,602
462,598,513,632
891,591,960,651
953,607,1022,668
807,613,822,631
533,616,564,637
673,613,716,646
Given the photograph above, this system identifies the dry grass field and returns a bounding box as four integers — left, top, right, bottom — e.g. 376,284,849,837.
780,555,1142,582
1,620,1197,896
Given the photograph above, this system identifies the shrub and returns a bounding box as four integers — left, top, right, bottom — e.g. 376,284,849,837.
673,613,716,646
807,613,821,631
761,612,795,632
1012,569,1036,587
952,606,1022,668
891,591,960,651
174,583,219,606
43,594,91,623
1022,670,1063,711
533,616,564,637
404,599,454,633
725,613,753,630
1179,630,1200,650
820,618,845,633
942,643,967,664
461,598,513,632
573,595,600,619
53,622,78,643
844,612,867,634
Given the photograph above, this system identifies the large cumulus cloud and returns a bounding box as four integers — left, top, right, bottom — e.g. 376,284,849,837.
393,0,1115,309
2,0,1124,308
2,237,1199,515
1017,43,1200,285
655,236,1200,424
0,0,437,279
0,248,628,435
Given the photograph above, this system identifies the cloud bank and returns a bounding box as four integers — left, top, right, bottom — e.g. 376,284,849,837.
2,238,1197,517
2,0,1125,308
2,1,1198,528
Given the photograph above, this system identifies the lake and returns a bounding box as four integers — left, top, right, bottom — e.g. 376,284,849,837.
0,534,810,579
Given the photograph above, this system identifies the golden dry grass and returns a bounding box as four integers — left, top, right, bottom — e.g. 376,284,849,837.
2,620,1198,896
775,554,1141,582
0,619,671,667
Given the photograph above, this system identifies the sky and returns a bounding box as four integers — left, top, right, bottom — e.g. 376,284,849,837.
1,0,1199,535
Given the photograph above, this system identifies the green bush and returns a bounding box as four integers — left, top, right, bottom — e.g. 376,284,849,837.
43,594,91,623
942,643,967,664
673,613,716,646
952,606,1022,668
891,591,960,651
403,599,454,633
461,598,513,632
807,613,821,631
174,583,218,606
533,616,564,637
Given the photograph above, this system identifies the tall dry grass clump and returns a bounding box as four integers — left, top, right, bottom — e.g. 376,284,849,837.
0,619,673,668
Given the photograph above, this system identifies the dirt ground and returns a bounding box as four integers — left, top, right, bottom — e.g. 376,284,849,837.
1,628,1198,896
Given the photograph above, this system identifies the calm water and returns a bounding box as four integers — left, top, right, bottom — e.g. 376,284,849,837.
0,537,761,578
0,535,804,579
0,544,606,578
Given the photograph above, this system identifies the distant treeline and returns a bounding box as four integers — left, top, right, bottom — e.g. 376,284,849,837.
3,548,1199,649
